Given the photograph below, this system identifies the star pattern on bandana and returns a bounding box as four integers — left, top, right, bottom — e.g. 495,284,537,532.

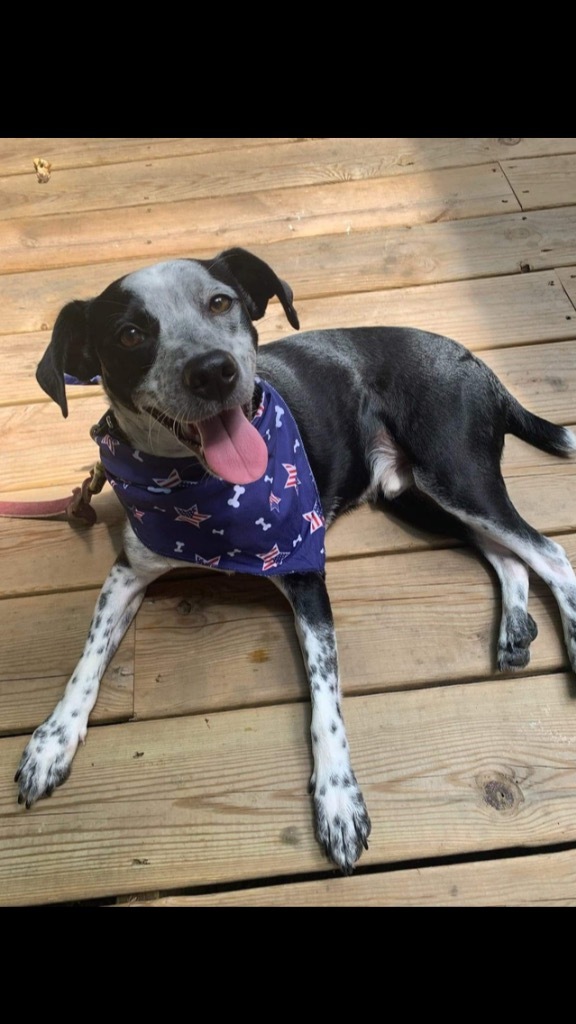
283,463,300,490
303,504,325,533
269,492,282,513
194,554,222,567
153,468,182,489
174,505,212,528
257,543,290,572
100,433,120,456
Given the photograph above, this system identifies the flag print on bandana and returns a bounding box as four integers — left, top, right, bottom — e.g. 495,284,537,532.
269,493,282,513
174,505,211,528
100,433,120,456
257,544,290,572
303,503,325,534
92,380,326,576
283,463,300,490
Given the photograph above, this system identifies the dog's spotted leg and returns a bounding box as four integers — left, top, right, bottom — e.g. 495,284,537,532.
15,546,166,807
274,572,371,873
474,537,538,671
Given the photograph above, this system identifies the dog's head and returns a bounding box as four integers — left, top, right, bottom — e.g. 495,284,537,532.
36,248,299,483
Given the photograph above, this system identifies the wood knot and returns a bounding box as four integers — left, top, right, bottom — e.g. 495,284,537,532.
176,599,192,616
477,772,523,813
280,827,301,846
498,138,522,145
250,648,270,664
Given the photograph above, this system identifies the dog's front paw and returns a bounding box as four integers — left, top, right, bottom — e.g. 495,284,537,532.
311,770,371,874
14,714,84,808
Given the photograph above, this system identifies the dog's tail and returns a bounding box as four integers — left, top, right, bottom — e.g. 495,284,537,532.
505,394,576,457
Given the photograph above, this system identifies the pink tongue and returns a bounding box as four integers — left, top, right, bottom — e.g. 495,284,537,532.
196,407,268,484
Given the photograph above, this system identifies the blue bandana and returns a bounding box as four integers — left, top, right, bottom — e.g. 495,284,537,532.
91,380,326,576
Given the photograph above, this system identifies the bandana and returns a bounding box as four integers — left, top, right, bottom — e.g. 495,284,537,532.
91,380,326,576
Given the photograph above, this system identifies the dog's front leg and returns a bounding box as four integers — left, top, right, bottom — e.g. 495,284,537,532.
15,547,164,807
274,572,371,873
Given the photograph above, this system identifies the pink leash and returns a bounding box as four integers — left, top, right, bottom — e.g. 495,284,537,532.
0,462,107,527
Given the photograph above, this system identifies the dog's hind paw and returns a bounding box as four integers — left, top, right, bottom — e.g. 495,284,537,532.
312,771,371,874
14,715,83,808
497,610,538,672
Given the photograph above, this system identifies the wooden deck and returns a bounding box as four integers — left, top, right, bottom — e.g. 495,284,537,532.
1,137,576,906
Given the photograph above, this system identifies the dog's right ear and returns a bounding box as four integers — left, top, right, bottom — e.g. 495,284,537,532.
36,300,99,418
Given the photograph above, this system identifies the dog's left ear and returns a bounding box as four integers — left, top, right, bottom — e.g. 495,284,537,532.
215,248,300,330
36,299,99,418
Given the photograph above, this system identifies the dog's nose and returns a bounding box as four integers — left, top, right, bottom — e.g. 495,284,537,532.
183,351,239,402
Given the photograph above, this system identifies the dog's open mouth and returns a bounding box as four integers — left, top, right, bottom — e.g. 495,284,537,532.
146,405,268,485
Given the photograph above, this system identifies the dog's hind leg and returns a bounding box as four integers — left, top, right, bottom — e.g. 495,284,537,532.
14,539,169,807
413,466,576,674
473,537,538,671
273,572,371,873
386,487,539,670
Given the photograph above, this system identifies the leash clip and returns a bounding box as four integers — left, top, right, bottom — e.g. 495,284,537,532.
66,461,106,526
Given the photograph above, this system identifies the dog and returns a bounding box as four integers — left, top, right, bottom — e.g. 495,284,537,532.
15,247,576,874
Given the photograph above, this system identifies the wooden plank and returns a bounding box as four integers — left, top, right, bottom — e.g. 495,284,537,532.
125,848,576,906
503,155,576,210
2,674,576,904
245,209,576,298
0,139,571,224
0,498,124,598
2,137,575,201
1,427,574,599
0,164,520,275
0,138,306,176
259,269,576,349
133,537,575,720
4,273,575,405
0,589,134,734
1,396,111,491
3,342,574,494
557,266,576,307
481,340,576,424
3,209,576,334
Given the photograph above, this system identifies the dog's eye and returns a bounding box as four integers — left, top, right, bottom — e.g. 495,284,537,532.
209,295,233,314
118,326,146,348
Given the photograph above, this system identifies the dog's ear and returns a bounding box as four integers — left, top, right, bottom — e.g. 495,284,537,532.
36,299,99,417
216,248,300,330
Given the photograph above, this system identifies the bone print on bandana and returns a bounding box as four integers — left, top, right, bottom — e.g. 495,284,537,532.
92,380,326,575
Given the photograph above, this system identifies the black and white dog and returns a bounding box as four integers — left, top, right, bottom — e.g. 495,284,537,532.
15,247,576,874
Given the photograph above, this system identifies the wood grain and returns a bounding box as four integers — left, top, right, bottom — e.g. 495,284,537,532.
126,847,576,906
0,163,519,274
557,266,576,307
0,138,304,176
3,209,576,335
503,154,576,210
2,674,576,905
